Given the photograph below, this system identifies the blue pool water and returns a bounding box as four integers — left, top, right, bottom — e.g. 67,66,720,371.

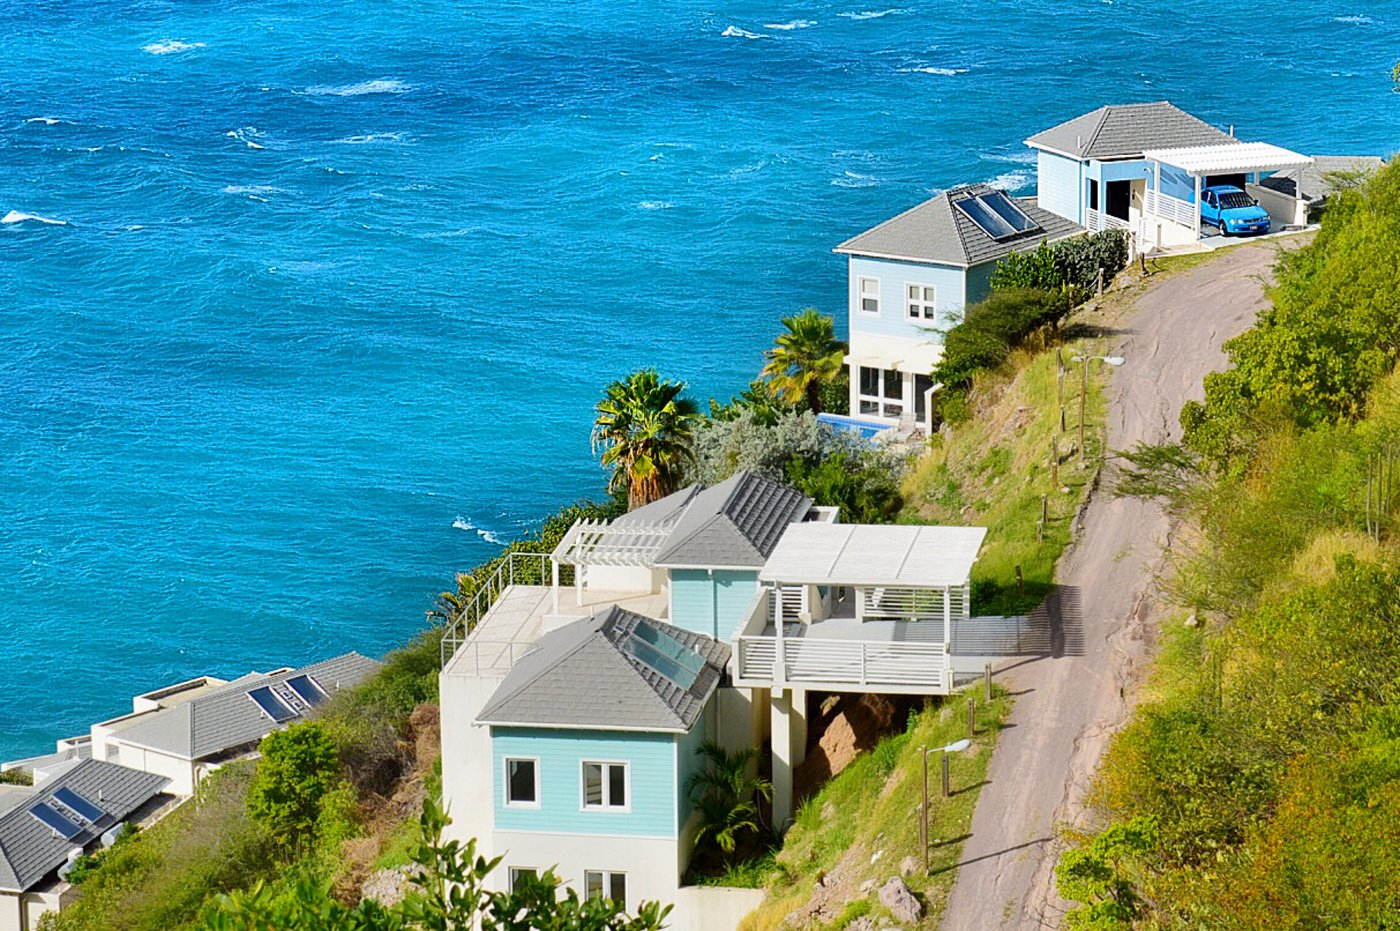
817,413,889,440
0,0,1395,760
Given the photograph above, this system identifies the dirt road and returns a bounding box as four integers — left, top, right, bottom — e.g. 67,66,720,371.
939,240,1299,930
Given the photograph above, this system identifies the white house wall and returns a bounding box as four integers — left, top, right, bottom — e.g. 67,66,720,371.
439,672,504,855
581,565,660,594
112,742,195,797
490,830,681,914
1035,150,1083,223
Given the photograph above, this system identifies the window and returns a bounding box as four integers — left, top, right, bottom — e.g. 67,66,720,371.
504,758,539,807
584,870,627,903
509,867,538,891
857,277,879,315
582,761,628,810
857,365,906,419
906,284,936,324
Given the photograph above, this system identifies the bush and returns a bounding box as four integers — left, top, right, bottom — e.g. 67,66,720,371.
0,769,32,786
690,409,830,486
785,449,906,524
989,230,1128,296
934,288,1073,391
247,724,341,852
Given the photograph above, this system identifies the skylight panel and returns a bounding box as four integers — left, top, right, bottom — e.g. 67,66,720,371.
30,802,83,839
286,674,328,706
52,787,106,823
979,191,1039,233
953,195,1017,240
247,686,297,723
632,622,706,677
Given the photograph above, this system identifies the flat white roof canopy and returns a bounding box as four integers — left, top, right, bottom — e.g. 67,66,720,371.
845,333,943,376
759,523,986,587
1142,141,1314,176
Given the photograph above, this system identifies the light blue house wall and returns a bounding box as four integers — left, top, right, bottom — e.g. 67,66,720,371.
1093,159,1154,184
674,705,712,832
1158,163,1197,202
847,256,966,338
493,728,677,838
669,569,759,642
963,263,997,313
1035,150,1083,223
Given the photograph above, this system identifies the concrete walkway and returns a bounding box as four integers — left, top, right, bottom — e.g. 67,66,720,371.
939,241,1301,930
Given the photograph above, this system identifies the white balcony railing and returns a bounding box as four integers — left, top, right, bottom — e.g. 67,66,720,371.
736,635,949,693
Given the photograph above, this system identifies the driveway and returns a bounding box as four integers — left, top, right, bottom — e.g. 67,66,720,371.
938,240,1302,930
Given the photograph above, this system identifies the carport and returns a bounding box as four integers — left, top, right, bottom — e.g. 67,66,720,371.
1140,142,1314,248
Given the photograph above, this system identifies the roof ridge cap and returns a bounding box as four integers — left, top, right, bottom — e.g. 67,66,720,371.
1081,105,1113,156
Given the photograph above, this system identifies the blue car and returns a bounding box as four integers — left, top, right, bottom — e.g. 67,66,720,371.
1200,185,1271,236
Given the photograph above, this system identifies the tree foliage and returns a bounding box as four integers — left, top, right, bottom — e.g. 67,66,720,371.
759,308,847,415
246,723,341,852
685,742,772,857
204,798,669,931
933,288,1074,392
592,369,700,508
988,230,1128,296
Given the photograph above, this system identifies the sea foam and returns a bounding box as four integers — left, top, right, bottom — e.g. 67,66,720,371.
304,79,413,97
838,9,909,20
721,26,769,38
453,518,504,545
981,169,1034,191
765,19,816,29
899,65,969,75
2,211,67,226
143,39,206,54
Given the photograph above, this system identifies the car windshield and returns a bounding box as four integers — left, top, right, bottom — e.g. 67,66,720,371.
1218,191,1254,209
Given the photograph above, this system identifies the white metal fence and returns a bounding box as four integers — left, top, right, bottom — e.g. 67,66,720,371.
736,636,949,691
860,585,969,622
440,552,556,666
1144,189,1197,230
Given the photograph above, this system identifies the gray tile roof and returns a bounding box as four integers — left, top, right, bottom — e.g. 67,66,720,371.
614,484,701,527
113,652,382,761
1025,101,1237,160
835,185,1084,268
651,472,812,568
476,607,730,732
0,760,168,893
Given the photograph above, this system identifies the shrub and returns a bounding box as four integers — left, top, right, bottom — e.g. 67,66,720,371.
690,409,830,486
247,723,341,852
786,449,906,524
934,288,1073,391
0,769,32,786
989,230,1128,297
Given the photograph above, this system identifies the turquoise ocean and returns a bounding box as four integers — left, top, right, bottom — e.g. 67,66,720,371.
1,0,1395,760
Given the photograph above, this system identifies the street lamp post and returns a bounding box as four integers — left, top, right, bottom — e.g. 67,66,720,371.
920,738,973,874
1071,354,1126,464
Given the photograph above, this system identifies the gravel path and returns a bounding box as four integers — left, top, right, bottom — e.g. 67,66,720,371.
938,240,1301,931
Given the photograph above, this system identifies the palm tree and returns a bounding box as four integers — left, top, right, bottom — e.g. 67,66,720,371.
685,742,773,857
761,308,847,414
592,369,699,509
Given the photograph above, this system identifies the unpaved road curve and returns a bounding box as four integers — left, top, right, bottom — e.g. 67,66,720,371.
939,240,1303,931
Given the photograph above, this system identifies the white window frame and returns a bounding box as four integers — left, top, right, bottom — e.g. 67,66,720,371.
905,282,937,326
857,277,880,317
584,870,628,903
508,866,539,891
580,760,630,812
857,365,906,419
503,756,541,809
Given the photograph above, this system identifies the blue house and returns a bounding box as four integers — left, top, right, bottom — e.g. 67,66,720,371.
1026,100,1313,248
834,184,1083,427
473,606,729,915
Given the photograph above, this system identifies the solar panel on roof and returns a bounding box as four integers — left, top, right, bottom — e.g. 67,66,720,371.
632,622,706,677
30,802,83,839
53,787,106,823
954,195,1017,240
979,191,1038,233
620,622,706,690
248,686,297,723
286,674,328,706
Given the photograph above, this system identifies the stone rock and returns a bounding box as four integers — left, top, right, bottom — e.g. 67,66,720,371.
878,877,924,925
361,865,415,907
1184,613,1199,628
870,848,883,865
859,879,877,894
899,855,919,877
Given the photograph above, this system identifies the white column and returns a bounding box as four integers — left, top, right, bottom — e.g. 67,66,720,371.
943,585,952,647
552,560,560,615
774,586,786,686
770,689,794,830
1193,173,1202,240
791,688,808,767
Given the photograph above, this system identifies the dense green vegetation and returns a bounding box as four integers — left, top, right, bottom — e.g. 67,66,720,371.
759,306,848,415
592,368,702,508
1058,161,1400,929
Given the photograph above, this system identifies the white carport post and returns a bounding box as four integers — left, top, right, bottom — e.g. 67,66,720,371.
552,559,560,615
1152,160,1163,248
1193,173,1202,240
771,688,794,831
943,585,952,646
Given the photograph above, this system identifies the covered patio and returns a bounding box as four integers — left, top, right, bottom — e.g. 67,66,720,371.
1141,141,1314,248
845,334,942,430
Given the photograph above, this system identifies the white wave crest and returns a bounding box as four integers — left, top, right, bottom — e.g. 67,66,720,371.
304,79,413,97
1333,14,1372,24
2,211,67,226
983,150,1036,165
899,65,969,76
765,19,816,29
26,117,64,125
452,517,504,545
639,200,674,210
981,169,1034,192
721,25,769,38
143,39,206,55
831,170,878,188
226,127,266,150
838,9,909,20
335,132,410,145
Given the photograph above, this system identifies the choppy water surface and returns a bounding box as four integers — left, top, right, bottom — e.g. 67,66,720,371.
0,0,1394,758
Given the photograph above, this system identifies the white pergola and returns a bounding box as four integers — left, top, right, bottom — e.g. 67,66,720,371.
759,522,987,644
1142,141,1314,243
548,517,676,613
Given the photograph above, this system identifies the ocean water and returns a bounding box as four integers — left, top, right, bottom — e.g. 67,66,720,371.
0,0,1395,761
